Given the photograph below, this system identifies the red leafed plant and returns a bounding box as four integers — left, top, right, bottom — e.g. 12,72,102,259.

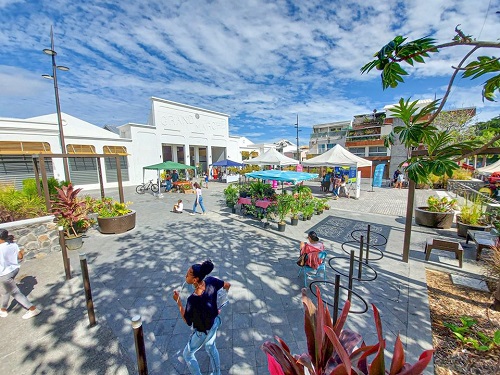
52,183,89,238
261,287,434,375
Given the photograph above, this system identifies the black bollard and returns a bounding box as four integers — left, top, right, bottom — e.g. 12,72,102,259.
58,226,71,280
79,253,96,327
357,235,364,280
333,274,341,323
348,250,355,302
365,225,371,265
132,315,149,375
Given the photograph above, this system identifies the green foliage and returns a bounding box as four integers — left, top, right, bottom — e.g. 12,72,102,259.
96,197,132,218
0,185,48,223
427,196,457,212
249,181,274,200
223,184,239,207
444,316,500,351
459,197,487,225
262,287,434,375
462,56,500,102
275,193,294,223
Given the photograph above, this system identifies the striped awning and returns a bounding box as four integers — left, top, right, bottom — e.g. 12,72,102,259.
103,145,128,155
66,144,96,154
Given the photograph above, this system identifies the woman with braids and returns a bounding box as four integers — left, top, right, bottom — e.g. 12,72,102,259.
0,229,41,319
173,260,230,375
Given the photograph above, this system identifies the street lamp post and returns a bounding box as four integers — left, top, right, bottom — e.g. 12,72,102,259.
294,114,300,162
42,26,70,182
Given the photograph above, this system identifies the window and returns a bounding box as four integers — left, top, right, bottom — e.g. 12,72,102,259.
349,147,365,156
368,147,387,156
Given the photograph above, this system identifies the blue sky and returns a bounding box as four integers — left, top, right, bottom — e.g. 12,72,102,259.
0,0,498,145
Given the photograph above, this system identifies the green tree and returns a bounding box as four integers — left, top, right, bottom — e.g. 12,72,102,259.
361,26,500,183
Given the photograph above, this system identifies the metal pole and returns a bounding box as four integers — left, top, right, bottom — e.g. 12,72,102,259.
58,226,71,280
295,114,300,162
402,179,416,262
365,225,371,265
358,235,364,280
131,315,149,375
79,253,97,327
348,250,355,302
333,274,341,323
48,27,70,182
39,155,52,212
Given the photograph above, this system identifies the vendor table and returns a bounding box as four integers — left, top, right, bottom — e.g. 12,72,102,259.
237,197,252,205
255,200,274,209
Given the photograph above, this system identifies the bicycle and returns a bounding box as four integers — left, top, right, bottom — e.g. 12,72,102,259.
136,179,159,194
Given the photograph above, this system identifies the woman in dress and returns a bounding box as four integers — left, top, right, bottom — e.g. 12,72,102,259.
0,229,41,319
190,182,206,215
173,260,231,375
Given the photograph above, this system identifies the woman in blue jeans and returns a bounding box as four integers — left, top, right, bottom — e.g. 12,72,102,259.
190,182,206,215
173,260,231,375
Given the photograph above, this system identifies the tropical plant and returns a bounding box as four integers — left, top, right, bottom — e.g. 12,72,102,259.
223,184,239,207
276,193,294,224
0,184,48,223
51,184,90,238
426,196,457,213
458,197,487,225
249,180,274,199
444,316,500,351
262,287,434,375
361,26,500,183
293,184,312,196
96,197,132,218
290,198,300,219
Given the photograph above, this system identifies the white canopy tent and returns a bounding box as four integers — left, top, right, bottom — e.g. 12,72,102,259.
245,147,299,166
302,144,372,168
476,159,500,175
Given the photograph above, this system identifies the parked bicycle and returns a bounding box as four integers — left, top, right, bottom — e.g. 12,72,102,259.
136,179,159,194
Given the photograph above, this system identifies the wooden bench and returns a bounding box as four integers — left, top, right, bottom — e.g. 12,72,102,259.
425,238,464,268
466,229,498,260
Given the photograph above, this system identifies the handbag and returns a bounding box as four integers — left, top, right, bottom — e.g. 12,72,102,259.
296,253,307,267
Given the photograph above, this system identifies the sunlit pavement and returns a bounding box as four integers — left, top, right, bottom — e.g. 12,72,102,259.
0,180,484,374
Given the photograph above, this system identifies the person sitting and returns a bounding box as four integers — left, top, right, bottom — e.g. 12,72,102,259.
165,175,173,192
393,169,401,186
394,172,405,189
172,170,179,183
172,199,183,213
299,231,325,269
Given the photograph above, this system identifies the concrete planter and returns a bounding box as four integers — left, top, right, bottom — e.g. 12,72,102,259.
456,217,490,237
414,207,454,229
97,210,136,234
65,234,84,250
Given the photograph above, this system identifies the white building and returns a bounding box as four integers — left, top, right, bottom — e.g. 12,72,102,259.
0,97,241,189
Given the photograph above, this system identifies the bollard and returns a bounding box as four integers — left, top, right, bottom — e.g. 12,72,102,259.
348,250,355,302
365,225,371,265
79,253,97,327
333,274,341,323
132,315,149,375
58,226,71,280
357,235,364,280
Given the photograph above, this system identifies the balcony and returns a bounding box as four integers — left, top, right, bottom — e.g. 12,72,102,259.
310,130,348,139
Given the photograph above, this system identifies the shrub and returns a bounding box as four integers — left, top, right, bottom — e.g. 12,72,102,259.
427,196,457,212
0,185,47,223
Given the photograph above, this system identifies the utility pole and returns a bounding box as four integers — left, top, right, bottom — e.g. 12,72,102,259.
294,114,300,162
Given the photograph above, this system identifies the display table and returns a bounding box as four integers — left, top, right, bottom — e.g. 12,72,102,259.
255,200,274,209
223,175,239,183
237,197,252,206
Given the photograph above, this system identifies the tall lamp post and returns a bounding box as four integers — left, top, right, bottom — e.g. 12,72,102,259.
42,26,70,182
294,114,300,162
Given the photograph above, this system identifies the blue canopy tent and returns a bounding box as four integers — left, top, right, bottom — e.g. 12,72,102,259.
245,170,318,184
211,159,245,167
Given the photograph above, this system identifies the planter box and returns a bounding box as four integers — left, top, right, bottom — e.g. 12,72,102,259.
97,210,136,234
65,234,84,250
456,218,490,238
414,207,454,229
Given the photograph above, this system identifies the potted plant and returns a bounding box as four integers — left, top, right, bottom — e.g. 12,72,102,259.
456,197,491,237
303,201,315,220
276,193,294,232
415,195,457,229
52,184,90,250
96,197,136,234
290,199,300,226
239,184,250,198
223,184,239,213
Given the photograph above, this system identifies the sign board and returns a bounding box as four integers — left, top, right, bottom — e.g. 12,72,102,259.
355,170,361,199
296,164,303,172
372,164,385,187
348,167,357,183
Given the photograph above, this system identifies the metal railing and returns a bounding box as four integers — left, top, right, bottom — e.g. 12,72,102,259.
450,181,497,204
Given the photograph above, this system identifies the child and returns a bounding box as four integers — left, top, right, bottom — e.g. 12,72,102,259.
204,173,209,189
172,199,183,213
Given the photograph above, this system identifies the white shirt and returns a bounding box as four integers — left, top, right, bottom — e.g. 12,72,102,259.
0,241,20,276
196,188,202,199
176,202,184,212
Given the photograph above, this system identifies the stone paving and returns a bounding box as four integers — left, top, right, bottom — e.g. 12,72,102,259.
0,180,490,374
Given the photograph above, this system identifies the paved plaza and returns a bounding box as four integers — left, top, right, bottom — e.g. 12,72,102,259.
0,180,489,374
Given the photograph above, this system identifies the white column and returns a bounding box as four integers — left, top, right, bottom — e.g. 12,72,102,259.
184,143,190,165
207,145,212,175
172,146,178,162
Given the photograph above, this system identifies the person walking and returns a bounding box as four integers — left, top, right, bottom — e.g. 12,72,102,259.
173,260,231,375
190,182,206,215
0,229,41,319
203,173,209,189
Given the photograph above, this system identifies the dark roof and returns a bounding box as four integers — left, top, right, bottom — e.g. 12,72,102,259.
103,124,120,134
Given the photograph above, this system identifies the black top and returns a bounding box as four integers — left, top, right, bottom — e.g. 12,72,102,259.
184,276,224,333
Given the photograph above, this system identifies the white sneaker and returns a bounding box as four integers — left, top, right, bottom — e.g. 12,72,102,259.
22,308,41,319
0,310,7,318
189,213,196,216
